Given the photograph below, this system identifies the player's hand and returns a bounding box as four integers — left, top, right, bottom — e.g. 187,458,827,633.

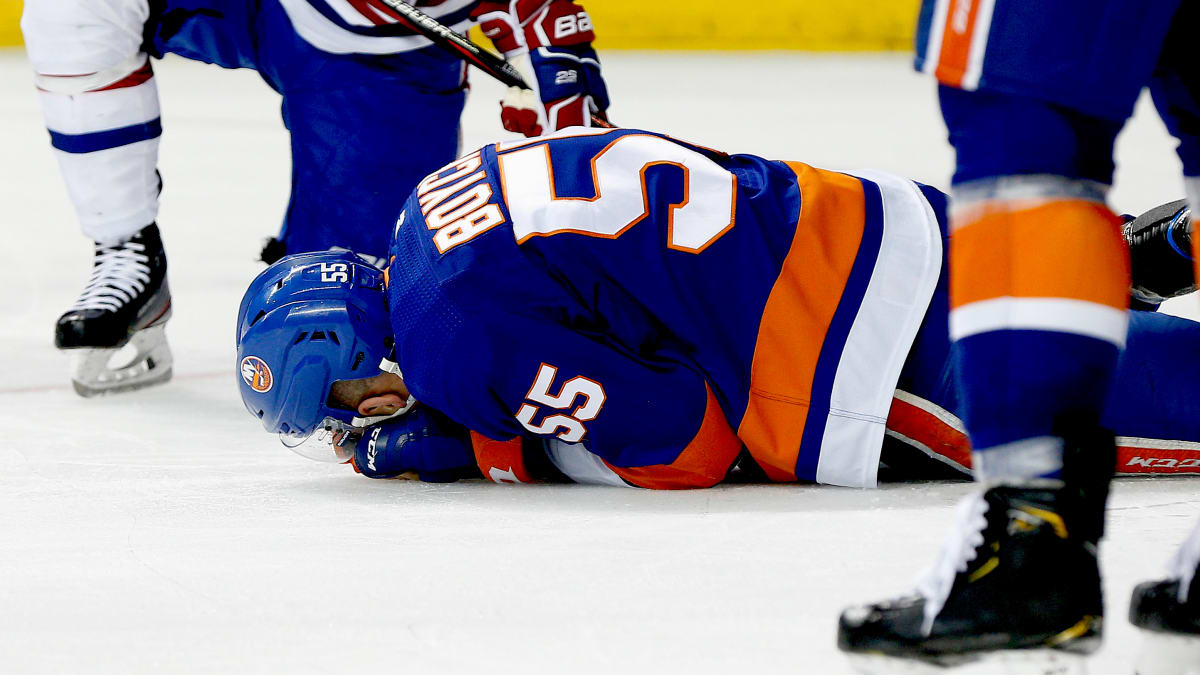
500,86,544,136
347,405,477,482
471,1,524,57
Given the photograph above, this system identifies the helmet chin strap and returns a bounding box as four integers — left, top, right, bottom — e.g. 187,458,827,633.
351,356,416,428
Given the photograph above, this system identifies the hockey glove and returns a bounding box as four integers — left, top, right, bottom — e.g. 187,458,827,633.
349,405,479,482
523,2,609,133
1124,199,1195,310
475,1,609,137
473,1,525,56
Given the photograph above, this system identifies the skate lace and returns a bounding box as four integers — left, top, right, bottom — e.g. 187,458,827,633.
1170,520,1200,602
69,241,152,313
914,491,990,635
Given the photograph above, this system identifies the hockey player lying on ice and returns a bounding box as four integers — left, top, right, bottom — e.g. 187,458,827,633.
235,127,1200,488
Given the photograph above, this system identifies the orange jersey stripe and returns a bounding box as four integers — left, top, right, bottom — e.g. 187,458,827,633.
934,0,983,87
604,384,740,489
471,433,534,483
951,199,1128,309
737,163,867,482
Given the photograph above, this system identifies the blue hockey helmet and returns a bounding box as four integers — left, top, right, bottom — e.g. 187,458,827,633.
236,250,393,461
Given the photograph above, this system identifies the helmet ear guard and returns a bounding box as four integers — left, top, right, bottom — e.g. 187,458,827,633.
236,251,394,456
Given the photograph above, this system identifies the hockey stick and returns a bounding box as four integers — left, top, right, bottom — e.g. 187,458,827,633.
374,0,613,128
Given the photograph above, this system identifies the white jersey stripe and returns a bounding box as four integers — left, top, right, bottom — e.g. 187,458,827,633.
921,0,952,75
324,0,477,25
814,172,945,488
321,0,380,27
960,0,996,90
950,297,1129,347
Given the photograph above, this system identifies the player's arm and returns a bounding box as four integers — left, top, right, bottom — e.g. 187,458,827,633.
472,0,609,137
417,315,743,490
342,402,570,484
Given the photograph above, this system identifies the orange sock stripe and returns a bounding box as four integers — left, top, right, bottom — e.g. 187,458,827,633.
950,199,1128,310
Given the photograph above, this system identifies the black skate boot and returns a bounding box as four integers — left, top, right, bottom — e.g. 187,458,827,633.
55,223,172,397
838,425,1113,673
1130,521,1200,675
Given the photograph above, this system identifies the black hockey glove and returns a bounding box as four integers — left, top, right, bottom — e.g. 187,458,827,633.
1124,199,1194,310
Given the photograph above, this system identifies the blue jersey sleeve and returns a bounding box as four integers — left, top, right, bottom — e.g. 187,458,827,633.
408,313,743,489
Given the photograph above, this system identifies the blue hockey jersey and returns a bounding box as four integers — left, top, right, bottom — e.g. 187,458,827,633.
386,128,944,488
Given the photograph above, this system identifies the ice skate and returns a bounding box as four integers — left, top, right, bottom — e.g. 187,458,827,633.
55,223,172,397
838,483,1103,674
1131,520,1200,675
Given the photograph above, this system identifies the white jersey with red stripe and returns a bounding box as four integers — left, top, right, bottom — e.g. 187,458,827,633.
279,0,575,57
278,0,479,55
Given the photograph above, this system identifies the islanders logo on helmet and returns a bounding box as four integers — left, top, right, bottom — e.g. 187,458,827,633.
240,356,274,393
235,250,392,447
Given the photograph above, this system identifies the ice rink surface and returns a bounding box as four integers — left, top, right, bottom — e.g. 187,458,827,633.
2,49,1199,673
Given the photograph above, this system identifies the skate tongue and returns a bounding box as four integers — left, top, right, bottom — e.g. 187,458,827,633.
914,491,990,635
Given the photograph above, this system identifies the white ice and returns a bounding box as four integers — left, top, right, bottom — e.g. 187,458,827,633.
1,50,1198,674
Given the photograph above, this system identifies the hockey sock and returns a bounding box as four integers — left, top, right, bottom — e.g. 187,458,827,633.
949,187,1129,481
35,55,162,244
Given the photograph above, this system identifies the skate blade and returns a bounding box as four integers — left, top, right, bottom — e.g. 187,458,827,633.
70,324,174,397
846,649,1089,675
1135,630,1200,675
